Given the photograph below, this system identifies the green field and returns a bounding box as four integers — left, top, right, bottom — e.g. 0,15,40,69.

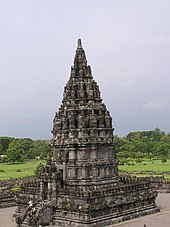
0,161,45,180
0,159,170,180
119,159,170,179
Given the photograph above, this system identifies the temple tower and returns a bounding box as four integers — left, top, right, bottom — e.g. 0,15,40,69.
16,39,159,227
51,39,118,186
41,39,158,226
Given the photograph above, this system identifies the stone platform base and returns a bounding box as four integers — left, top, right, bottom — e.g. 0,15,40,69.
52,206,159,227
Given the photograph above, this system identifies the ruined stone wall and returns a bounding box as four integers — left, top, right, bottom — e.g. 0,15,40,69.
0,177,40,208
140,176,170,193
0,178,22,208
120,175,170,193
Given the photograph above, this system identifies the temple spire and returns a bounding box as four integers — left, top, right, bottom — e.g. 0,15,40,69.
73,38,87,70
77,38,82,49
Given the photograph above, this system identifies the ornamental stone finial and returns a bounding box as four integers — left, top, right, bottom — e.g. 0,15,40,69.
77,39,82,49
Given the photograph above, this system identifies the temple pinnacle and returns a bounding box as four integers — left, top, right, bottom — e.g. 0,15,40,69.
77,38,82,49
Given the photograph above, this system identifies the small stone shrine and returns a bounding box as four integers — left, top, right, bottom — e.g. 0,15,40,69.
16,39,159,226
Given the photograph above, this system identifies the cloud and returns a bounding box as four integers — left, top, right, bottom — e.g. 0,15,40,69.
142,102,166,109
115,70,139,88
117,79,134,88
0,102,14,109
127,35,170,49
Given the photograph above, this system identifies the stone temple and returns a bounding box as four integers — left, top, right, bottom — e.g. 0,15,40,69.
16,39,159,226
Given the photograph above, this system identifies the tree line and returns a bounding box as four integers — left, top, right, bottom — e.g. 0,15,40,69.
115,128,170,163
0,137,51,163
0,128,169,163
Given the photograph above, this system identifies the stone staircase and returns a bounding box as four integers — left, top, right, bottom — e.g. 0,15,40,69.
15,203,52,226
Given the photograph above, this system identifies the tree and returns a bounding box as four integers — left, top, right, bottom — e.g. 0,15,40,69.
153,127,165,141
6,139,25,163
0,144,3,154
28,140,51,159
20,138,33,159
161,133,170,143
155,142,170,157
0,137,14,154
6,138,34,162
6,147,24,163
115,128,170,159
116,151,129,159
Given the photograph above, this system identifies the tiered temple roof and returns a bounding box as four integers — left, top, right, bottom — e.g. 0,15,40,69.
52,39,114,147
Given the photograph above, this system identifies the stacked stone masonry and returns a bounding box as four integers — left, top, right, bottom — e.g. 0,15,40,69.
15,39,159,227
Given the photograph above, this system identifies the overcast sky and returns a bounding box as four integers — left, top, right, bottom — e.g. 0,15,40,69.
0,0,170,139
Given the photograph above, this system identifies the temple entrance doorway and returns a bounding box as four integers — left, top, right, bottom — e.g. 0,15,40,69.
43,182,48,200
59,169,64,188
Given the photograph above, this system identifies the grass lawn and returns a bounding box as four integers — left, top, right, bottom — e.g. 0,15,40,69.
118,159,170,179
0,159,170,180
0,160,46,180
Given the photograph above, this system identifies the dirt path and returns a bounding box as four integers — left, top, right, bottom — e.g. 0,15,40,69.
0,206,16,227
0,193,170,227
